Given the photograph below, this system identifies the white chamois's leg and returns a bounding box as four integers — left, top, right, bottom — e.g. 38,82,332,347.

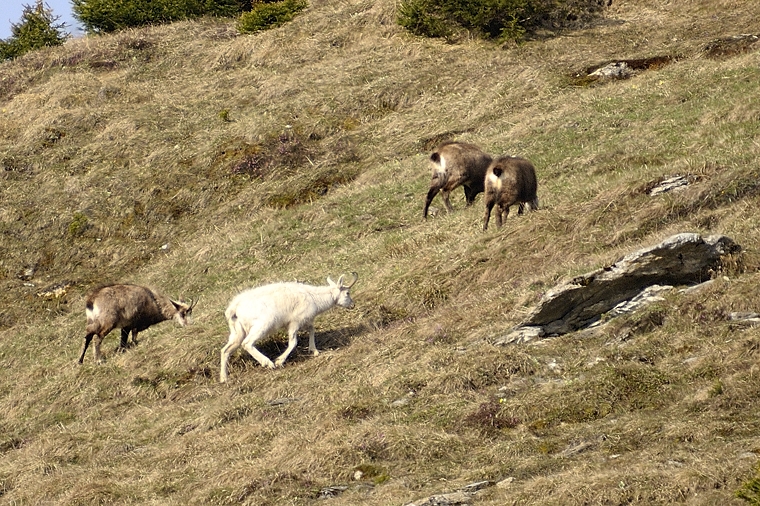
307,322,319,356
220,321,246,382
275,321,301,367
241,334,276,369
239,319,276,369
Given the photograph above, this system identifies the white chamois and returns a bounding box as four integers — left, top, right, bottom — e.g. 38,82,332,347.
220,273,358,382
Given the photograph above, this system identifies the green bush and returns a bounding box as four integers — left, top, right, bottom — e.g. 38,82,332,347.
71,0,246,34
237,0,307,34
397,0,609,42
0,1,67,61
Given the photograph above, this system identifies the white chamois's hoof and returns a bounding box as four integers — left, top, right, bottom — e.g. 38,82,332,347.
311,350,320,357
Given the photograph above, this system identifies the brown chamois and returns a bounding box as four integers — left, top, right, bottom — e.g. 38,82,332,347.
78,284,195,363
483,155,539,231
423,141,493,218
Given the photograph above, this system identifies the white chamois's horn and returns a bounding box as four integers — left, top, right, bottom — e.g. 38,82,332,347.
343,272,358,288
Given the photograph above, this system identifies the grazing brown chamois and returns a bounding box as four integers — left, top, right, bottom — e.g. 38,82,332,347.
78,284,194,363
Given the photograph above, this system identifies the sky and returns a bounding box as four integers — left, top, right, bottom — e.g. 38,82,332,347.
0,0,83,40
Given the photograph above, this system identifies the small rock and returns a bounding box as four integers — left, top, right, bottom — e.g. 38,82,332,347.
494,325,543,345
648,175,695,196
318,485,348,498
405,491,471,506
18,266,35,280
728,312,760,321
391,397,411,407
680,279,715,294
496,477,515,489
728,312,760,326
460,481,492,493
589,62,632,79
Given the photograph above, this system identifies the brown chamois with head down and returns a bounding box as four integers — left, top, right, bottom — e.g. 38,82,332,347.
78,284,195,364
423,141,493,219
483,155,539,231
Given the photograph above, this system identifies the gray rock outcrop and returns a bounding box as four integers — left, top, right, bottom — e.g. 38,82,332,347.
498,233,740,343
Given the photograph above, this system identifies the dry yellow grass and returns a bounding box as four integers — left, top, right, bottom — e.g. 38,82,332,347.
2,0,760,504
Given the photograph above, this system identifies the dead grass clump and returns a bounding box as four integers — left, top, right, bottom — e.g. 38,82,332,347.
210,127,363,208
464,399,521,434
228,127,323,179
702,34,760,59
523,364,676,428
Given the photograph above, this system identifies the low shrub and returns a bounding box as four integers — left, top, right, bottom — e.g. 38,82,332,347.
237,0,307,34
72,0,246,34
397,0,609,42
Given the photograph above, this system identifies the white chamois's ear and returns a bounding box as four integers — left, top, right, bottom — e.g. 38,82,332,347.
336,275,345,287
327,276,336,287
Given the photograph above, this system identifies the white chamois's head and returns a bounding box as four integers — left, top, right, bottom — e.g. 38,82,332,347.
170,298,197,327
327,272,358,309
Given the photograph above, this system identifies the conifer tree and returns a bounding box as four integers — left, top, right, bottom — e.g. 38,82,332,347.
0,1,67,60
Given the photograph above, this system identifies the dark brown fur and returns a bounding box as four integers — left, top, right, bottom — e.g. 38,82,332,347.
483,156,539,231
424,141,493,218
78,284,193,363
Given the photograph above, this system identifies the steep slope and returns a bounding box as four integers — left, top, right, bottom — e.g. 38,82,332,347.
1,0,760,504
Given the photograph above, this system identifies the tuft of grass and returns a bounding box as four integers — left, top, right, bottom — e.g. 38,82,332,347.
739,463,760,504
67,211,89,237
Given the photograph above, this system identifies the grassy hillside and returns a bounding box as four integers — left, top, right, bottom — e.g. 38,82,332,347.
2,0,760,504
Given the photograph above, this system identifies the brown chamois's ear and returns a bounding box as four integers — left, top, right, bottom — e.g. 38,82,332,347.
170,299,191,312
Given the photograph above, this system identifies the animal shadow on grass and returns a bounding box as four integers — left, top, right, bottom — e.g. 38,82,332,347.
228,324,367,370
